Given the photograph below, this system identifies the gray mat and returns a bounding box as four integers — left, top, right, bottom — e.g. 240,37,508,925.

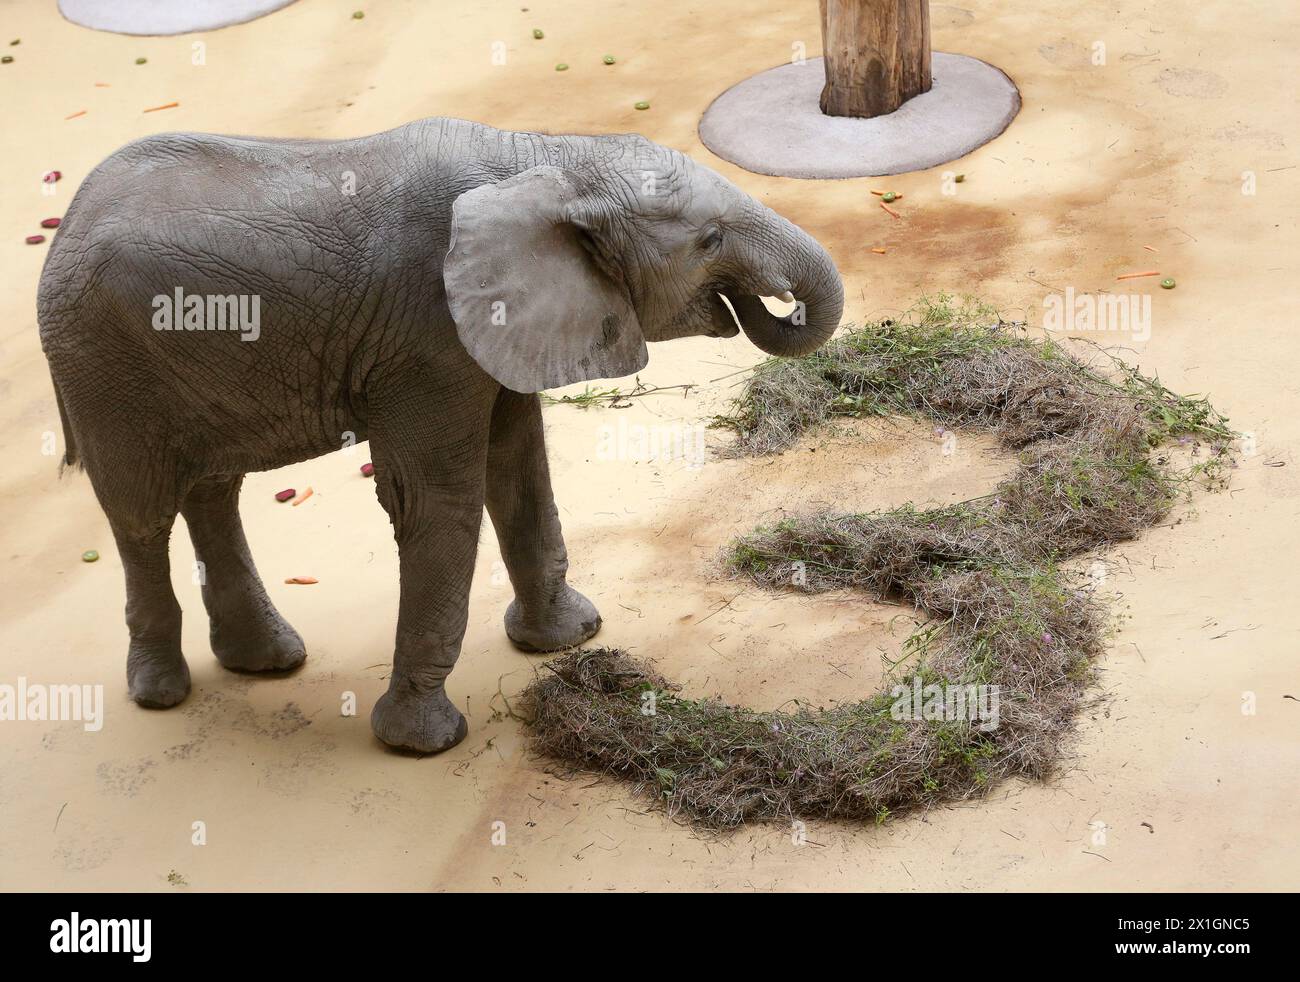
699,53,1020,179
59,0,300,36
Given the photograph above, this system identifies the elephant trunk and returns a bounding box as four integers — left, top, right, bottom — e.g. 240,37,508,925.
725,202,844,358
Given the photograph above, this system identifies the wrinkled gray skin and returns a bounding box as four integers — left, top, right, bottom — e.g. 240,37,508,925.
37,117,843,753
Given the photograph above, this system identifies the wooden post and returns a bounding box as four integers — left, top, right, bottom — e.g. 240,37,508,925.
819,0,931,118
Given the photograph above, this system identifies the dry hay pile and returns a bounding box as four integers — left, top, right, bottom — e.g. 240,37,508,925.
523,295,1234,828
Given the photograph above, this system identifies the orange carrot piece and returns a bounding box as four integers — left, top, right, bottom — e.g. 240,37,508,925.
291,486,314,506
284,576,318,585
880,202,901,219
64,110,87,120
871,247,887,254
1116,270,1160,280
142,101,179,113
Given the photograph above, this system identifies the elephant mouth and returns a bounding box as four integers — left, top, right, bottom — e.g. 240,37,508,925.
706,291,742,338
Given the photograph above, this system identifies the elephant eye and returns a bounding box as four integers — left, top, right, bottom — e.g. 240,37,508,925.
697,227,723,255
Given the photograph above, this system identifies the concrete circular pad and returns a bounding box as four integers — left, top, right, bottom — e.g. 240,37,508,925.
59,0,299,35
699,53,1020,179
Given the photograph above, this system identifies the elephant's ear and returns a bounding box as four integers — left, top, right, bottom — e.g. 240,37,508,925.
444,165,647,393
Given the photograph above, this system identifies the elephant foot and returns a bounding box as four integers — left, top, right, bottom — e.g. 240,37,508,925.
371,681,468,754
505,586,602,653
127,646,192,708
211,610,306,674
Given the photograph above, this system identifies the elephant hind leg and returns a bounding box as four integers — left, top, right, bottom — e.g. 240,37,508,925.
180,474,305,673
107,512,191,709
485,388,601,653
61,384,192,706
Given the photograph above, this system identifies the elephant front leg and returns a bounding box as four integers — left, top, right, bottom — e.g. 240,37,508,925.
485,389,601,652
371,482,484,755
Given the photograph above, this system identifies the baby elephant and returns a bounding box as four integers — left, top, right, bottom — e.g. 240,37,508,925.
37,117,843,753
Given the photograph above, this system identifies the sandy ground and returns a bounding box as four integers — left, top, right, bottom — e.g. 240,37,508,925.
1,0,1297,891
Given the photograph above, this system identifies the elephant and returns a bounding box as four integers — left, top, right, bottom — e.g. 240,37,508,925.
36,116,843,753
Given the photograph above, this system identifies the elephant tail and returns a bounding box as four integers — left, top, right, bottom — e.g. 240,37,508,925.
52,379,80,474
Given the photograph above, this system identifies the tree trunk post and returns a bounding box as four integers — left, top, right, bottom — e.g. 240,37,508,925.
819,0,932,118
